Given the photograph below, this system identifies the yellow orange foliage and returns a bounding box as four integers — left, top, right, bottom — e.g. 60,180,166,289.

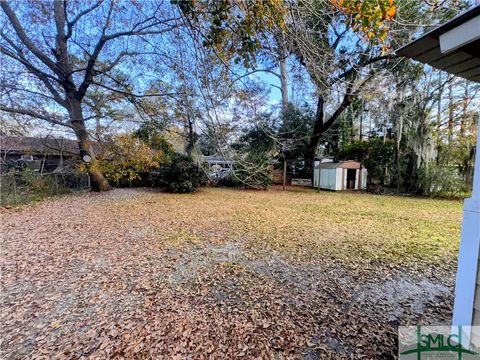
97,134,166,184
331,0,396,49
175,0,285,67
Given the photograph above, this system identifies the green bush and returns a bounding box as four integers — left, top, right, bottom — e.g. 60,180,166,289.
5,159,26,173
216,175,240,188
151,154,207,193
339,138,396,186
418,165,471,198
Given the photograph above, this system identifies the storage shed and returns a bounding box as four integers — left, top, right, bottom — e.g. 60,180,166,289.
313,160,367,191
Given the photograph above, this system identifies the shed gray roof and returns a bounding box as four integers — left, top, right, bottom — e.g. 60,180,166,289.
396,5,480,83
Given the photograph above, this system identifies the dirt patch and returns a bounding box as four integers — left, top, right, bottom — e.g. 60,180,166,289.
164,237,454,358
351,276,452,321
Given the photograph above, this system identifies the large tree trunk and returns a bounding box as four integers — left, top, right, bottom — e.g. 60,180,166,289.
275,31,289,113
448,79,454,143
306,90,355,161
394,85,406,190
277,38,289,188
186,112,195,157
461,79,468,137
69,100,110,192
279,56,289,111
436,72,443,164
305,96,325,164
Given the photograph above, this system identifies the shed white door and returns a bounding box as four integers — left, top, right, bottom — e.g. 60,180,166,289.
319,168,337,190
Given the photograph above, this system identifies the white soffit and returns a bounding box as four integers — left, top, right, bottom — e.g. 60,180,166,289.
440,15,480,53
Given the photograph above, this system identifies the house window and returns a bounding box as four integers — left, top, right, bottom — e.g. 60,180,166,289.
21,154,34,161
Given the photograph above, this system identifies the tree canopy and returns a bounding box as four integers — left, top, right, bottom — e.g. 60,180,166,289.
1,0,478,194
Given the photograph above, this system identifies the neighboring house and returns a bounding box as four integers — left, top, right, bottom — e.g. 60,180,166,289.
203,155,234,171
203,155,235,181
0,136,80,173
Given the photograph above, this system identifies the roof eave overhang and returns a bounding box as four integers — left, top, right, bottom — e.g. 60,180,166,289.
396,5,480,83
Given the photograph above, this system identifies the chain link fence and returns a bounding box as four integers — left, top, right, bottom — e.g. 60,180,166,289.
0,171,90,206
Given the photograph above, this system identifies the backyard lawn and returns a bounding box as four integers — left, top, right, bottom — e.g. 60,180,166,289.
0,187,462,358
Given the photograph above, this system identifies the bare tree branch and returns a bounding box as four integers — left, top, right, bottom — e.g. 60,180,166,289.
91,81,182,99
0,106,73,128
65,0,104,39
1,1,64,78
